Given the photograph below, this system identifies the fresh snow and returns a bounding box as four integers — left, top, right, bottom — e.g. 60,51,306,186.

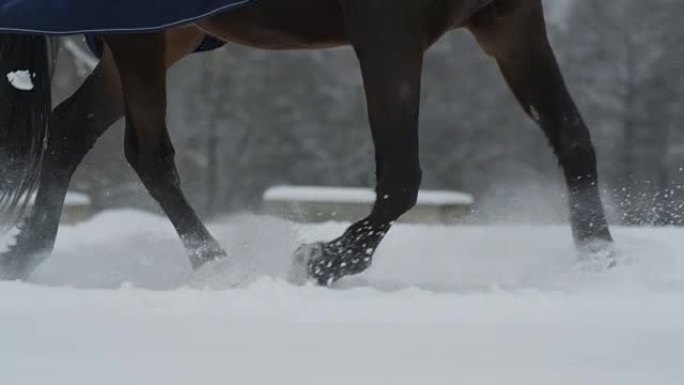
263,185,474,205
1,209,684,384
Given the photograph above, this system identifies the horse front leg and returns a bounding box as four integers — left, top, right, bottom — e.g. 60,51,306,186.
469,0,614,265
292,1,425,286
105,33,226,269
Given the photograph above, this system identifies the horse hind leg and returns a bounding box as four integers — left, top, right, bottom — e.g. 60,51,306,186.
292,1,425,286
468,0,614,265
0,28,205,280
0,47,125,280
105,33,225,269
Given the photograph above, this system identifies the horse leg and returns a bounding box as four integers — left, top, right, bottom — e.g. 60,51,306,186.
0,29,205,280
468,0,613,260
293,1,425,286
105,33,225,269
0,49,123,279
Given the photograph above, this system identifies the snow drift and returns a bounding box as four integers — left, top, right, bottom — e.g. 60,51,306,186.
1,210,683,384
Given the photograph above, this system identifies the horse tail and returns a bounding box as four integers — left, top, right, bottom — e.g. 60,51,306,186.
0,34,51,229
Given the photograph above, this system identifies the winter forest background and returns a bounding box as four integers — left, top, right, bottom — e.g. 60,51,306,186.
52,0,684,226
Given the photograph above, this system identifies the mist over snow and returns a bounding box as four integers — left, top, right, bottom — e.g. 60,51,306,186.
1,210,683,384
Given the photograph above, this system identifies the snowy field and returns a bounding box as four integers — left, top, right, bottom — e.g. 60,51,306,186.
1,210,684,384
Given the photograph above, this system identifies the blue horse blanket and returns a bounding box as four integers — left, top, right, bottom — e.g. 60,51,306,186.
0,0,253,34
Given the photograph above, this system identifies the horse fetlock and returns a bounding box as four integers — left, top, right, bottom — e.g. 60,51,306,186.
379,165,421,197
375,182,421,220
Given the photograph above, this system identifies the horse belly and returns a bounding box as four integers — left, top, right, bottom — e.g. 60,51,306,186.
196,0,348,50
196,0,496,50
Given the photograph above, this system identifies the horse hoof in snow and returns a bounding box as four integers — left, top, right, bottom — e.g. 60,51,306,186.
288,243,324,286
576,240,619,273
190,256,255,290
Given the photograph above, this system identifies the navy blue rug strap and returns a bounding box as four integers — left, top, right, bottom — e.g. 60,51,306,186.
85,35,226,58
196,36,227,53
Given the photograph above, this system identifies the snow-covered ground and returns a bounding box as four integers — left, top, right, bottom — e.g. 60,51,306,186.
1,210,684,384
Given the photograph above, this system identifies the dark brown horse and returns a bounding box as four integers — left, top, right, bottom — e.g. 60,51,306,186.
0,0,614,284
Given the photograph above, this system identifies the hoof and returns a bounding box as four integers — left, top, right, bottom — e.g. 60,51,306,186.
190,256,254,289
288,243,324,286
289,241,374,286
576,240,617,273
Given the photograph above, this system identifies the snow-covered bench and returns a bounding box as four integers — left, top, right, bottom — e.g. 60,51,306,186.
262,185,473,224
